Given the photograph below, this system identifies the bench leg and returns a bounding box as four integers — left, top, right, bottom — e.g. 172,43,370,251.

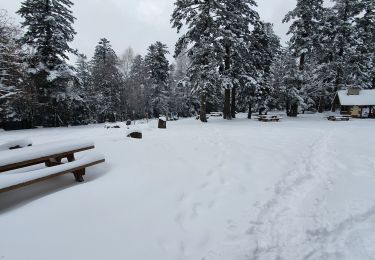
73,169,85,182
67,154,75,162
45,157,62,167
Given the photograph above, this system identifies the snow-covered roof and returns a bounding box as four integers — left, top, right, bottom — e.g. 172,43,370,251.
337,89,375,106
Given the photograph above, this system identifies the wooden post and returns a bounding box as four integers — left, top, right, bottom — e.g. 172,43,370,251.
158,117,167,129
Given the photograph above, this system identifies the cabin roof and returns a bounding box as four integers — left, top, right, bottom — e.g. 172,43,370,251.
337,89,375,106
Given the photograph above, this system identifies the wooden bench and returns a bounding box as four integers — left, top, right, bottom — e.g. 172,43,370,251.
210,112,223,117
0,139,32,151
0,141,105,193
256,115,283,122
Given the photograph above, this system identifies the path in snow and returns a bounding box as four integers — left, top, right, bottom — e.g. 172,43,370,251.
0,115,375,260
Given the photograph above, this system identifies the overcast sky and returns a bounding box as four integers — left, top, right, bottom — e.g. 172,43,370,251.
1,0,296,61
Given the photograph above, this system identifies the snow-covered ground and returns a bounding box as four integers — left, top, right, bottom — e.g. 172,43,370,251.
1,114,375,260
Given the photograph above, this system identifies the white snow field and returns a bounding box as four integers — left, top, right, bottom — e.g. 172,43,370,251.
1,114,375,260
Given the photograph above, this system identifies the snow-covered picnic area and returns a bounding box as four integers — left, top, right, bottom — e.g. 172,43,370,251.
1,114,375,260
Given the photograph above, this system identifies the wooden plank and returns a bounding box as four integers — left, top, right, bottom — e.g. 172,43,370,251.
0,159,105,194
0,146,95,173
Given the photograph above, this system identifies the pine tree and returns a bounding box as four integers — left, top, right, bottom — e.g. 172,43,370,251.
283,0,324,115
251,22,280,115
215,0,260,119
356,0,375,88
171,0,222,122
283,0,324,70
282,48,305,116
331,0,363,89
0,10,29,128
127,54,148,118
17,0,77,126
144,41,170,118
90,38,123,122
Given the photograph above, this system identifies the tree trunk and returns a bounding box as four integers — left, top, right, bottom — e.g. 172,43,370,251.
223,43,232,120
231,86,236,118
223,89,232,120
248,100,252,119
286,98,290,116
289,102,298,117
318,95,325,113
200,93,207,123
299,52,305,71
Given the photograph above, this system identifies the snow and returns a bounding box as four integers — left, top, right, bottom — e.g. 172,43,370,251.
337,89,375,106
0,138,32,151
0,140,94,167
0,114,375,260
0,153,104,190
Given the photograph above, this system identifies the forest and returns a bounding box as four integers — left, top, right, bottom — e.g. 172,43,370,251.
0,0,374,129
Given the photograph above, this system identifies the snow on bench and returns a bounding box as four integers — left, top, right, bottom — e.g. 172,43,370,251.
0,140,95,172
0,153,105,193
0,138,32,151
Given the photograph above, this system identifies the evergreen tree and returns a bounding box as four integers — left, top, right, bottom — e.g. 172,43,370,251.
144,41,170,117
17,0,77,126
171,0,222,122
127,54,148,118
90,38,123,122
283,0,324,70
283,0,324,115
356,0,375,88
0,10,30,128
331,0,363,89
215,0,260,119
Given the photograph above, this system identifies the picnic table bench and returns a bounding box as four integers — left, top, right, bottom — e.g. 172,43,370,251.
326,115,351,121
256,115,283,122
0,140,105,193
210,112,223,117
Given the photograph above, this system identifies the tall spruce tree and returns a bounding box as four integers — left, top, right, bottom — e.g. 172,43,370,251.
283,0,324,116
0,10,30,128
144,42,170,118
17,0,77,126
90,38,123,122
215,0,260,120
172,0,262,122
171,0,222,122
331,0,363,89
127,54,148,118
356,0,375,88
283,0,324,70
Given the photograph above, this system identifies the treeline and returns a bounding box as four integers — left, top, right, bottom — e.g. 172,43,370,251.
0,0,374,129
171,0,375,121
0,2,196,129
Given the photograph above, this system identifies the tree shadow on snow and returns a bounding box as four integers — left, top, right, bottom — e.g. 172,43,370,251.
0,163,109,214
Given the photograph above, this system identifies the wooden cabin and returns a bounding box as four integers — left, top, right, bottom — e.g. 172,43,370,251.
332,88,375,118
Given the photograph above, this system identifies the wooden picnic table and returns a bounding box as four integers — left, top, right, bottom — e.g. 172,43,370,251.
326,115,351,121
0,141,105,193
257,115,283,122
0,141,95,173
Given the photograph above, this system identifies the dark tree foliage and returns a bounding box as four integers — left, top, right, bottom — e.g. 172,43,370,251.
17,0,78,126
90,38,123,122
144,41,170,117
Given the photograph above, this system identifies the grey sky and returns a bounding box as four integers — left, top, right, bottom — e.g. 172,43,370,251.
1,0,296,61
